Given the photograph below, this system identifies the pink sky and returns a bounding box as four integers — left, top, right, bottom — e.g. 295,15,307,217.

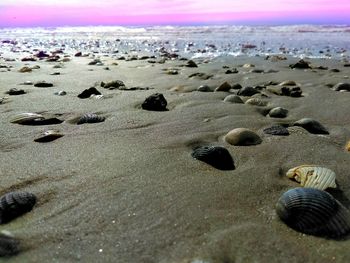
0,0,349,27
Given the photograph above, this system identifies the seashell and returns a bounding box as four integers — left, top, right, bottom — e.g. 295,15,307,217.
268,107,288,118
10,113,44,124
77,113,105,125
245,98,268,106
215,82,231,92
89,94,104,99
54,90,67,96
279,80,297,86
276,187,350,237
101,80,125,90
263,125,289,136
0,232,20,257
5,88,25,96
224,128,262,146
34,81,53,88
332,83,350,92
34,130,64,143
18,66,32,73
197,85,211,92
293,118,329,134
223,95,244,104
185,60,198,68
286,165,336,190
237,86,260,96
141,93,168,111
191,145,235,170
77,87,101,99
0,192,37,224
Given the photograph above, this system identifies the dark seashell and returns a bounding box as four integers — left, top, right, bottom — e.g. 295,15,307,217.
34,81,53,88
231,84,242,90
191,146,235,170
293,118,329,135
74,52,82,57
333,83,350,91
197,85,212,92
77,87,101,99
263,125,289,136
237,86,260,96
185,60,198,67
0,192,37,224
5,88,25,95
21,118,63,126
34,130,64,143
101,80,125,90
267,86,302,97
225,68,238,74
276,188,350,238
77,113,105,125
0,233,20,257
141,93,168,111
289,59,311,69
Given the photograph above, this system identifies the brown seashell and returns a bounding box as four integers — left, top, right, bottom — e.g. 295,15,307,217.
224,128,262,146
215,82,231,92
286,165,336,190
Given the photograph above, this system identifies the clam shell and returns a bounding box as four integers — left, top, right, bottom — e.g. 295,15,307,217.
34,130,64,143
77,113,105,125
10,113,44,124
224,128,262,146
245,98,268,106
0,192,37,224
191,145,235,170
293,118,329,134
276,188,350,237
0,232,20,257
286,165,336,190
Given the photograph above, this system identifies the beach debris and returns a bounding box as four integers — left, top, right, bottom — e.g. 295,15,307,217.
5,88,25,96
18,67,32,73
101,80,125,90
224,128,262,146
223,95,244,104
54,90,67,96
267,85,302,97
332,83,350,92
197,85,212,92
286,165,336,190
10,113,63,126
78,87,101,99
245,98,268,106
225,68,238,74
191,145,235,170
34,130,64,143
268,107,288,118
34,81,53,88
293,118,329,135
185,60,198,68
289,59,311,69
237,86,260,96
76,113,105,125
263,125,289,136
276,188,350,238
215,81,232,92
141,93,168,111
0,192,37,224
0,232,20,257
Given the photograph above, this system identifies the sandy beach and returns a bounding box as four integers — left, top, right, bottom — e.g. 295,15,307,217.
1,34,350,262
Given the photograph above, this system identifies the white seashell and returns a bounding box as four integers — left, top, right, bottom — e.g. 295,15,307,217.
89,94,104,99
10,113,44,124
286,165,336,190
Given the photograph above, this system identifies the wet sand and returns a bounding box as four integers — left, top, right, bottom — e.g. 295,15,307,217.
0,47,350,262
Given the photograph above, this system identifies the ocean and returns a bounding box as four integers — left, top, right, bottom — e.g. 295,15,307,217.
0,25,349,60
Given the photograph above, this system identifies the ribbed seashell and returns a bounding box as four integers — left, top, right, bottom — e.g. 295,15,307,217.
10,113,44,124
77,113,105,125
286,165,336,190
0,232,20,257
224,128,262,146
0,192,37,224
34,130,64,143
191,145,235,170
245,98,268,106
276,188,350,238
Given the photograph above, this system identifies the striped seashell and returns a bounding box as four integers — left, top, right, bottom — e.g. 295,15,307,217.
0,192,37,224
77,113,105,125
276,188,350,238
191,145,235,170
10,113,44,124
0,232,20,257
286,165,336,190
34,130,64,143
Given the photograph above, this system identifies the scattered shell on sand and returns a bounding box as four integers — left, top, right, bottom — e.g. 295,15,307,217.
223,95,244,104
34,130,64,143
142,93,168,111
268,107,288,118
54,91,67,96
286,165,336,190
293,118,329,135
224,128,262,146
34,81,53,88
237,86,260,96
78,87,101,99
10,113,44,124
0,232,20,257
0,192,37,224
245,98,268,106
5,88,25,96
276,188,350,238
332,83,350,92
263,125,289,136
18,67,32,73
191,145,235,170
197,85,212,92
76,113,106,125
215,82,231,92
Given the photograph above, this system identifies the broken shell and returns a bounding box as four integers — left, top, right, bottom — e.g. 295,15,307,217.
191,145,235,170
286,165,336,190
10,113,44,124
34,130,64,143
276,187,350,238
0,192,37,224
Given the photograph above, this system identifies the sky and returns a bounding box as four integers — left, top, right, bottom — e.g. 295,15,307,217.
0,0,349,27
